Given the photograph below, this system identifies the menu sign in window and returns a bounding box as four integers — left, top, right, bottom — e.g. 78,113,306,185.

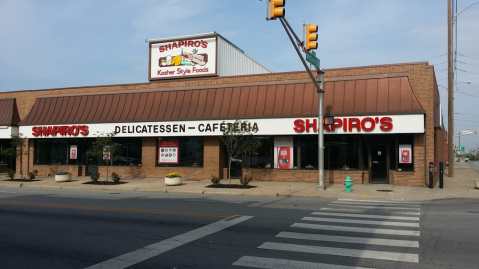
158,140,179,164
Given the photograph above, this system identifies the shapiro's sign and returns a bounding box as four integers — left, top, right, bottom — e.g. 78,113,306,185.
149,36,217,80
20,114,425,138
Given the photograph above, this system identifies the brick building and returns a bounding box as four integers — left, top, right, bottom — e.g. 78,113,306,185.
0,34,447,187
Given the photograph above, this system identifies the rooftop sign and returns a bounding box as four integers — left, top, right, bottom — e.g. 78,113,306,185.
149,35,217,80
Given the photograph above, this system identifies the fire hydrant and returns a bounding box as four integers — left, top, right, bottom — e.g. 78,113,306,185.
344,176,353,192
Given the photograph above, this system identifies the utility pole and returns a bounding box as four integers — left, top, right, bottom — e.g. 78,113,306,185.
448,0,455,177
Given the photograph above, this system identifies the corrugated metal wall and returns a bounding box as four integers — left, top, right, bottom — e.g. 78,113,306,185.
217,36,270,76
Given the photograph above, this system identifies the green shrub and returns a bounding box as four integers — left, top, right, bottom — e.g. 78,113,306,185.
90,171,100,182
166,172,181,178
240,174,253,186
210,176,221,185
111,172,120,183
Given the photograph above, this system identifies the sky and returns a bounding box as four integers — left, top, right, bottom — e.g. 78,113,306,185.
0,0,478,149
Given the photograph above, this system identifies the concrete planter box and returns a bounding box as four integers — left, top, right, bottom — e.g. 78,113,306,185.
55,172,72,182
164,176,182,186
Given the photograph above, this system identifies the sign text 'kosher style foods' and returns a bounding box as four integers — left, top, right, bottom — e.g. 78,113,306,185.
149,36,217,80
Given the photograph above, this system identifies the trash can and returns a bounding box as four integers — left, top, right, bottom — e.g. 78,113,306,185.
428,162,434,188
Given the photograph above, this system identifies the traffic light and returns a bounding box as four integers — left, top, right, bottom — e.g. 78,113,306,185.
304,24,318,51
267,0,285,20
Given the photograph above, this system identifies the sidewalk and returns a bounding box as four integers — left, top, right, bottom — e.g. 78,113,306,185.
1,162,478,201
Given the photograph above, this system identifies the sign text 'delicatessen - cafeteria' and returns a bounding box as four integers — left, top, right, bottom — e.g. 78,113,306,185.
149,35,217,80
20,114,425,138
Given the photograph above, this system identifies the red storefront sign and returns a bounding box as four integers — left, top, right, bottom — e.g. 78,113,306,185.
293,116,393,133
277,146,291,169
32,125,89,137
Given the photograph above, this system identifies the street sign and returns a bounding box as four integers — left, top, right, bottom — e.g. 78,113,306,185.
306,51,320,70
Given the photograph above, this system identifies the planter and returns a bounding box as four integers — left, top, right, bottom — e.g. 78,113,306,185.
475,180,479,190
164,176,182,186
55,172,72,182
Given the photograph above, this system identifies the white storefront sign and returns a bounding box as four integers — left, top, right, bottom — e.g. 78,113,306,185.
158,140,179,164
69,145,78,160
149,36,217,80
0,126,18,139
19,114,425,138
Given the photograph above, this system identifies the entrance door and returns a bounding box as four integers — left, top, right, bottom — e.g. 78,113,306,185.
370,144,388,183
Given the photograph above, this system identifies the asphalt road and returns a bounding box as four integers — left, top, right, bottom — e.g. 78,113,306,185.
0,187,478,269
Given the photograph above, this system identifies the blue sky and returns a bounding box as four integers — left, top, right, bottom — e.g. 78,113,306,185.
0,0,478,149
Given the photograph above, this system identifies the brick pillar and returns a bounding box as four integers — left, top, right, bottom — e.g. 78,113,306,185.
413,134,426,186
16,139,30,178
141,137,157,177
203,137,221,178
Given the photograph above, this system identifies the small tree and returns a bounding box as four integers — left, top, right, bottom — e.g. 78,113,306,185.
86,133,121,182
219,120,261,181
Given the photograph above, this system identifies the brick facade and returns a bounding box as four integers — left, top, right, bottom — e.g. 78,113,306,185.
1,62,445,186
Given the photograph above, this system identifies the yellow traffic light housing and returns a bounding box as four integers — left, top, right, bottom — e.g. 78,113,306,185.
304,24,318,51
267,0,285,20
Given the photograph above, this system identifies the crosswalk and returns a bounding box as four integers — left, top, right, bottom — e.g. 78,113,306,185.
233,198,422,269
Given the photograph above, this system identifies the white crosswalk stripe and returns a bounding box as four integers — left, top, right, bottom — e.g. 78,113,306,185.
328,203,420,211
332,201,421,209
233,199,422,268
233,256,374,269
302,216,420,227
337,198,422,205
311,211,420,221
319,207,421,216
338,198,421,205
259,242,419,263
292,222,420,236
276,231,419,248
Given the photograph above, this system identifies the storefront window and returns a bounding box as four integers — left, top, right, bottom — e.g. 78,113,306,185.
325,135,360,170
34,139,88,165
294,135,361,170
392,135,414,171
34,138,141,166
158,137,203,167
243,137,273,168
294,135,318,169
110,138,142,166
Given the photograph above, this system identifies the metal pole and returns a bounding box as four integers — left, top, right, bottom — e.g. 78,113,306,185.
279,17,325,190
318,74,325,190
448,0,455,176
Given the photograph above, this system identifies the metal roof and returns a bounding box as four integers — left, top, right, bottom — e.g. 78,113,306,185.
21,75,424,126
0,98,19,126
